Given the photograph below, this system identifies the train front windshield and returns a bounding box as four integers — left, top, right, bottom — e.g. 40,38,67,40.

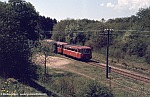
79,49,91,54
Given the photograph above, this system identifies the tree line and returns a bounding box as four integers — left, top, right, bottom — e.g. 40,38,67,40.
51,8,150,64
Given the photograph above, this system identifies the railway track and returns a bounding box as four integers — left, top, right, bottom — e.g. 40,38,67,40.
87,61,150,83
57,54,150,83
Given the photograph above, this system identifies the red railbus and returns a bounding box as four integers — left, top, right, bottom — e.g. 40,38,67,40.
44,39,92,60
63,45,92,60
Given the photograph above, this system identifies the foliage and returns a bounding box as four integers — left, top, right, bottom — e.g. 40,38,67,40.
0,0,38,79
39,41,55,75
81,81,113,97
121,31,148,57
38,15,57,39
60,76,76,97
137,7,150,30
145,46,150,64
52,19,106,45
52,13,150,64
8,0,39,40
0,78,22,95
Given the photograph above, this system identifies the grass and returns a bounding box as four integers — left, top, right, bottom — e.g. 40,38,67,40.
58,55,150,97
110,72,150,97
52,55,150,97
0,77,41,97
0,52,149,97
92,51,150,76
91,51,150,96
34,66,101,97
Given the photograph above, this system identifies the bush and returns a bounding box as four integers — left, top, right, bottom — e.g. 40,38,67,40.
81,81,113,97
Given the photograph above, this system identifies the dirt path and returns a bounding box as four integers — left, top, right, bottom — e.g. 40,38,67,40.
34,54,71,68
34,54,95,80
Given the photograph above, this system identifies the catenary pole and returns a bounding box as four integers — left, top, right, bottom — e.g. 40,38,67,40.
105,29,113,78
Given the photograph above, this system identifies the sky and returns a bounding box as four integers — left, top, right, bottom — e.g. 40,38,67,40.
1,0,150,21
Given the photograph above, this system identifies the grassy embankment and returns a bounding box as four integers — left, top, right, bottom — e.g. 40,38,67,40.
0,53,149,97
92,50,150,76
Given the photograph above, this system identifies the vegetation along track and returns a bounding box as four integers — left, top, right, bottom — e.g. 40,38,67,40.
87,60,150,83
58,54,150,83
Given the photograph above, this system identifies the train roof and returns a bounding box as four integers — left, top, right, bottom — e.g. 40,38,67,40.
56,41,68,45
43,40,68,45
43,39,56,43
64,45,91,49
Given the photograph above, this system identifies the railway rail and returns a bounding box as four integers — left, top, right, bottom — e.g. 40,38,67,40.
58,54,150,83
87,61,150,83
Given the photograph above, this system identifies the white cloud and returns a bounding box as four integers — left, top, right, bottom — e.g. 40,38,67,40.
115,0,150,11
100,3,104,7
102,0,150,11
107,2,115,8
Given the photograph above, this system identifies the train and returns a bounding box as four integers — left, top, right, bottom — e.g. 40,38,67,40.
44,39,92,60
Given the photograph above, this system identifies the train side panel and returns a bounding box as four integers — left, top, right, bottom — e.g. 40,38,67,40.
57,47,63,53
81,53,92,60
63,49,82,59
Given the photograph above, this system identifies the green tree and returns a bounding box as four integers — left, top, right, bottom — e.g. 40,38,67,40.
39,41,52,75
38,16,57,39
8,0,39,40
122,31,148,57
0,0,39,79
52,20,66,41
137,7,150,30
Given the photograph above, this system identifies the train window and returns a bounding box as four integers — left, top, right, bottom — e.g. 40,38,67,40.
68,48,71,50
72,48,74,51
79,49,83,53
83,49,91,54
71,48,77,52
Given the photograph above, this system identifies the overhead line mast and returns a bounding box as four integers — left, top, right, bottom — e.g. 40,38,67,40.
104,29,114,79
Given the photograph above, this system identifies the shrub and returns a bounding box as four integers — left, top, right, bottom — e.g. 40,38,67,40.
81,81,113,97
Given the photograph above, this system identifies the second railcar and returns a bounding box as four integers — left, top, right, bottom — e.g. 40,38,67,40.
56,41,68,54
